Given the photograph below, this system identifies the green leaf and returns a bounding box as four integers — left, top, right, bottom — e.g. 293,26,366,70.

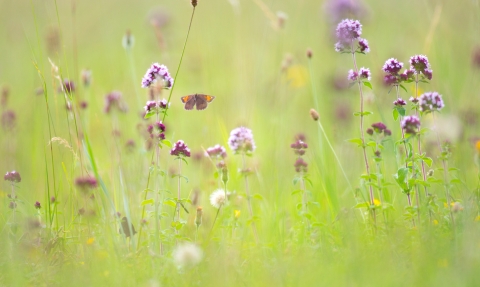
144,111,155,119
363,81,373,89
161,139,172,148
141,198,155,206
367,141,377,148
392,108,399,121
213,171,219,179
252,193,264,200
448,167,460,172
399,84,408,93
422,157,433,167
291,189,303,196
347,138,363,146
450,178,462,185
353,111,373,117
354,202,369,209
396,106,406,117
163,199,177,207
393,167,409,190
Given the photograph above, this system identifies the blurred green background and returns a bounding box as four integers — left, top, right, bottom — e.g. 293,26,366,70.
1,0,480,286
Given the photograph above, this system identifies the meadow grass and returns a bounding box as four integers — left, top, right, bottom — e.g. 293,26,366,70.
1,0,480,286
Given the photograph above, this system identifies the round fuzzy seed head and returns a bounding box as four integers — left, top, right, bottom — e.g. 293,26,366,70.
172,243,203,268
209,189,228,209
34,201,41,209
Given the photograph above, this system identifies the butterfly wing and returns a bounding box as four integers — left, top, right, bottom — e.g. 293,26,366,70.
195,94,215,110
119,217,137,237
181,95,196,110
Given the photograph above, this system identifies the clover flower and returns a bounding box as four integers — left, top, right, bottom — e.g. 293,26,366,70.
141,63,174,89
419,91,444,112
172,242,203,268
170,140,191,157
228,127,256,154
205,144,227,159
401,115,421,134
4,171,21,183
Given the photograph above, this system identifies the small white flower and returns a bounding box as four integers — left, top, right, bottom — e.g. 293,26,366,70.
209,189,228,208
172,242,203,268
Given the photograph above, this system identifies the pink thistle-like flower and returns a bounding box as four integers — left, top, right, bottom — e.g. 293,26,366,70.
171,140,191,157
228,127,256,154
401,115,421,134
419,91,444,113
205,144,227,159
4,170,21,183
141,63,174,89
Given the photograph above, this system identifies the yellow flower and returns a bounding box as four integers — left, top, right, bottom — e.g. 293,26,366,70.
433,219,439,225
234,210,241,219
86,237,95,245
475,215,480,222
286,65,308,88
475,140,480,153
373,199,381,206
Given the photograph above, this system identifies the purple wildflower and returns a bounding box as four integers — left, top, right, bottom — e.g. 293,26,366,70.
423,69,433,80
382,58,403,75
335,42,346,52
358,38,370,53
348,70,358,81
359,67,371,80
141,63,174,89
294,158,308,173
144,99,170,113
1,110,16,130
410,55,433,80
419,91,444,112
400,69,415,81
366,128,373,135
61,79,76,94
104,91,128,114
75,176,98,191
34,201,41,209
228,127,256,154
81,69,92,87
393,98,407,106
401,115,421,134
409,97,419,104
371,122,387,133
4,171,21,183
291,139,308,156
324,0,366,24
205,144,227,159
335,19,362,43
147,121,166,140
170,140,191,157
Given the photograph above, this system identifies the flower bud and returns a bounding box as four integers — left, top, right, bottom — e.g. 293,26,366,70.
195,207,203,228
310,108,319,121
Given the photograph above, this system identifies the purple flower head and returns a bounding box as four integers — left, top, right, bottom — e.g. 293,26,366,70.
423,69,433,80
409,97,419,104
148,121,166,140
335,19,362,43
383,75,399,85
158,99,169,109
359,67,371,80
400,69,415,81
358,38,370,53
228,127,256,154
384,129,392,136
144,99,170,113
334,42,346,52
4,170,21,183
141,63,174,89
371,122,387,134
75,176,98,191
401,115,421,134
1,110,16,131
324,0,366,24
205,144,227,159
393,98,407,106
61,79,76,94
348,70,358,81
294,157,308,173
170,140,191,157
419,91,444,113
104,91,128,114
382,58,403,75
409,55,430,73
291,139,308,156
366,128,373,135
34,201,41,209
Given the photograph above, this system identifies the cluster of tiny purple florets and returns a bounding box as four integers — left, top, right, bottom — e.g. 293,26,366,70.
144,99,169,113
141,63,174,89
348,67,371,82
205,144,227,159
228,127,256,154
367,122,391,136
382,58,404,85
104,91,128,114
170,140,191,157
401,115,421,135
393,98,407,106
410,55,433,80
75,176,98,191
334,19,369,54
419,91,444,113
4,170,21,183
291,139,308,173
147,121,166,140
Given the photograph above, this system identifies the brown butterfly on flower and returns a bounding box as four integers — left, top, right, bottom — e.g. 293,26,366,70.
181,94,215,110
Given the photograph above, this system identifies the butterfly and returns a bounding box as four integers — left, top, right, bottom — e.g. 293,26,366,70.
181,94,215,110
119,216,137,238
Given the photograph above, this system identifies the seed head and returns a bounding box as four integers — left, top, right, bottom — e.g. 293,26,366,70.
310,108,319,121
172,242,203,268
191,0,198,7
210,189,228,208
195,207,202,228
